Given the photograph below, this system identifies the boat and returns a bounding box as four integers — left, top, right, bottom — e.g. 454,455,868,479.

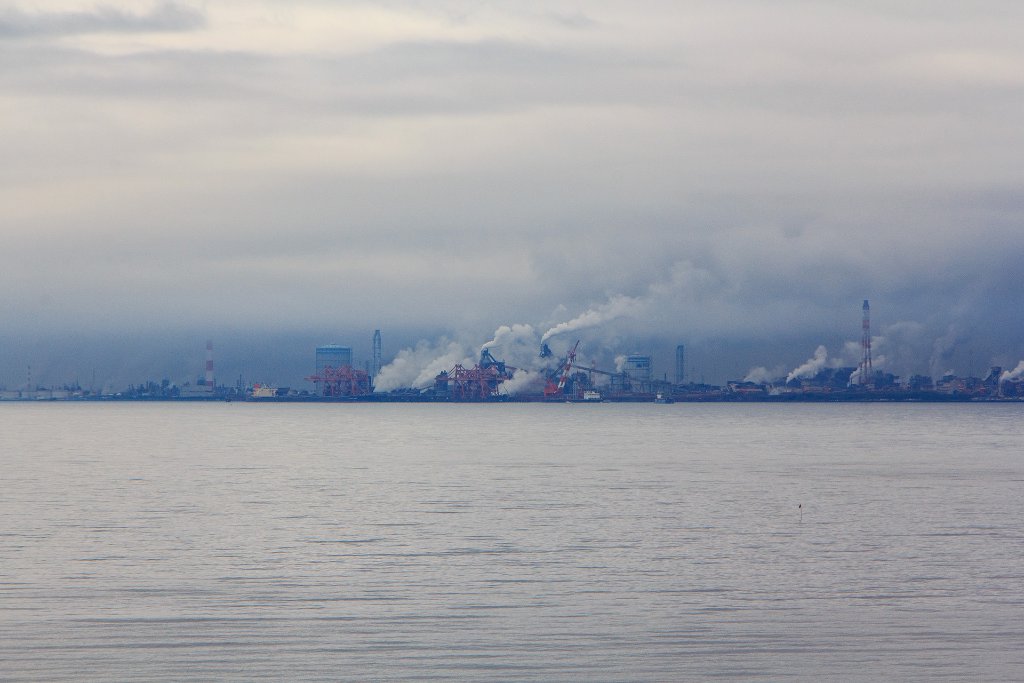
654,392,674,404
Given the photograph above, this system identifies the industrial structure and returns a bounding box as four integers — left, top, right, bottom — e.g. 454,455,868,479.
624,354,653,383
205,340,215,388
316,345,352,375
543,340,580,398
372,330,382,381
860,299,873,385
178,339,218,397
535,342,673,401
434,348,514,400
307,343,371,397
306,365,371,397
9,299,1024,403
675,344,685,385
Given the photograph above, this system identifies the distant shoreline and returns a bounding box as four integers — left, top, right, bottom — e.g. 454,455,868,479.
3,394,1022,404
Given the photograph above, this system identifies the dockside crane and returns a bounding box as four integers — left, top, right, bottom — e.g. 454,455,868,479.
543,340,580,398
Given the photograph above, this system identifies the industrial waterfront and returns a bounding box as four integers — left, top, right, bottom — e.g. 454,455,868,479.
4,302,1024,403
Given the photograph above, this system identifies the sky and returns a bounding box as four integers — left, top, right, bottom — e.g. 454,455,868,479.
3,1,1023,390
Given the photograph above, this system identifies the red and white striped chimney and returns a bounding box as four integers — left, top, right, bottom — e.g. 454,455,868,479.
205,340,215,388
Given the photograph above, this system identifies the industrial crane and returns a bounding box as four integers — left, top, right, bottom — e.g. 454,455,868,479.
558,340,580,391
543,340,580,398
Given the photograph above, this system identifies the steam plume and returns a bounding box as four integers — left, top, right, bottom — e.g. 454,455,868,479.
541,295,639,343
481,323,542,368
501,369,543,395
744,366,782,384
1000,360,1024,383
373,340,471,392
786,345,829,383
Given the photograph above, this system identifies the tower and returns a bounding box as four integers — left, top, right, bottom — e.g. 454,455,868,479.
205,340,215,388
372,329,382,379
860,300,872,385
675,344,685,385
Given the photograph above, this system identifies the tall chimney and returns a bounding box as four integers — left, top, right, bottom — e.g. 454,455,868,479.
205,340,215,388
860,300,872,385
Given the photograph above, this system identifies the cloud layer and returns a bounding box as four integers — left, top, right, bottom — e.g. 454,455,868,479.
3,1,1024,388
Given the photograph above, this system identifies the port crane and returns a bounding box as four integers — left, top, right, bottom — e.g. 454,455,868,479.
543,340,580,398
434,348,518,400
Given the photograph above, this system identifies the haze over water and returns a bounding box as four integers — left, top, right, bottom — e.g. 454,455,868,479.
2,403,1022,681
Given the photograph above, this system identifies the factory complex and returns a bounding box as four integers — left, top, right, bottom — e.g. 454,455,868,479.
5,303,1024,403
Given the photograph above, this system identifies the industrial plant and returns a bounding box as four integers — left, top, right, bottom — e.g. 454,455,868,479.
4,302,1024,403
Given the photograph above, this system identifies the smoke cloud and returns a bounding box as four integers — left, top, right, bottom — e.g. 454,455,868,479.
744,366,784,384
481,324,544,371
375,322,563,394
373,340,472,392
786,345,829,383
1000,361,1024,383
501,369,544,396
930,326,964,381
541,295,640,343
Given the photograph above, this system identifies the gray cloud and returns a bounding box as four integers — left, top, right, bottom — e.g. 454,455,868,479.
0,3,205,38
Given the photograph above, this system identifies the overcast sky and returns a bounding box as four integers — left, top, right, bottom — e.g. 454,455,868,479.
3,1,1023,389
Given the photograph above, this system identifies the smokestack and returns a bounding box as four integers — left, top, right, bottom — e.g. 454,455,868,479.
675,344,685,385
372,329,382,379
860,300,872,385
205,340,215,388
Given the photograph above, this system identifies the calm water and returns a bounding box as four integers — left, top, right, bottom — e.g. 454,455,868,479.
1,402,1022,681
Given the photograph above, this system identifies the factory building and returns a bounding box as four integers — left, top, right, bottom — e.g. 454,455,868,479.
316,345,353,374
309,344,370,398
624,354,652,383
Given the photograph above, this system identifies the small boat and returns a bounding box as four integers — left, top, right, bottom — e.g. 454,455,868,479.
654,392,674,404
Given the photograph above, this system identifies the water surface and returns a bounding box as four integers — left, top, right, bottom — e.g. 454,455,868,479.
1,403,1022,680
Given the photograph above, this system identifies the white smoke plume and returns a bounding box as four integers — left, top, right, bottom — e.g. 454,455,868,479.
744,365,784,384
374,267,688,393
501,369,544,395
1000,360,1024,383
541,295,640,343
930,325,962,380
786,345,829,383
375,323,572,393
481,323,542,371
614,354,627,373
373,340,472,392
482,323,532,350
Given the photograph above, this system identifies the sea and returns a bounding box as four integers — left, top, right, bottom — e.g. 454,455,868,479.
1,402,1022,681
